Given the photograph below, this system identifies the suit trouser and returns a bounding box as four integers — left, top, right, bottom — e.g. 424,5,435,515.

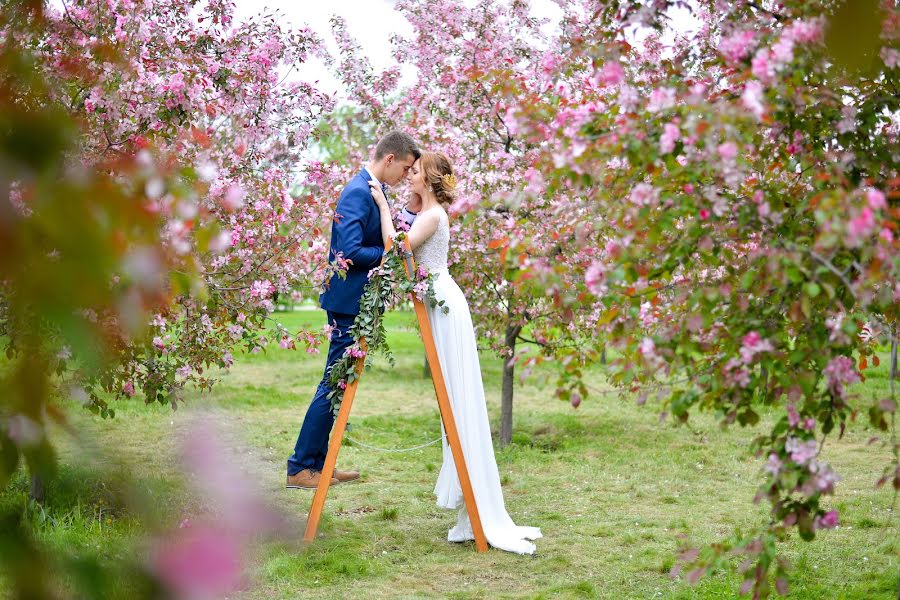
287,310,356,474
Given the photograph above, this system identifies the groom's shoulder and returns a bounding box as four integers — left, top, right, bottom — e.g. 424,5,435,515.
340,171,367,193
339,171,368,201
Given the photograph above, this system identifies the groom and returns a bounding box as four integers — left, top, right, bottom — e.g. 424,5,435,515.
287,130,420,489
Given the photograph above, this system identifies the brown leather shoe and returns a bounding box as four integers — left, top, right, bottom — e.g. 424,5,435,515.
334,468,360,483
286,469,339,489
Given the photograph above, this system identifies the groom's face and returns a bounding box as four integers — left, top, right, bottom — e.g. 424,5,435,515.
382,153,416,186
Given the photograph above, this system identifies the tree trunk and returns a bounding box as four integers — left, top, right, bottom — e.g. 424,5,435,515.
600,347,607,365
423,351,431,379
891,328,898,381
30,473,44,504
500,323,522,447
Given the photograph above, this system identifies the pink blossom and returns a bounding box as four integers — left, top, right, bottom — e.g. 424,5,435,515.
823,355,859,398
771,38,795,65
222,352,234,368
639,301,658,326
846,206,876,247
539,51,560,74
741,81,765,120
413,280,429,301
647,87,676,113
629,183,659,206
826,313,849,343
812,464,839,494
837,105,857,133
164,72,186,95
784,19,823,44
585,262,605,295
718,30,756,63
739,331,774,363
597,61,624,86
122,380,135,397
344,345,366,359
250,280,275,299
776,578,789,595
639,337,665,369
785,436,818,465
751,49,775,83
866,189,887,211
724,358,751,388
153,525,243,599
659,123,680,154
764,452,782,475
814,510,839,530
787,403,800,427
222,184,245,211
699,208,710,220
209,230,232,253
882,47,900,69
717,141,738,161
304,334,321,355
176,365,192,378
152,336,166,350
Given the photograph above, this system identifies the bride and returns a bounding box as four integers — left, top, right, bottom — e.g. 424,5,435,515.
369,152,542,555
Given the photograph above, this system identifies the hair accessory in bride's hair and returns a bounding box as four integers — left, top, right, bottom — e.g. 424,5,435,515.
440,173,458,191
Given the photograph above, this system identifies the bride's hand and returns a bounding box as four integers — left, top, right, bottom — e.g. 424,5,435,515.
368,182,388,209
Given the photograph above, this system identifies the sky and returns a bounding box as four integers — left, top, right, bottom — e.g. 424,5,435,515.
232,0,567,96
49,0,700,95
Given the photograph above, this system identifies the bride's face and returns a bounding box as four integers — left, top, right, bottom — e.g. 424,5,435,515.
409,159,424,195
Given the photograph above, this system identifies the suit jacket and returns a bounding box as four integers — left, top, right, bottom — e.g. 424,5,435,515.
319,169,384,315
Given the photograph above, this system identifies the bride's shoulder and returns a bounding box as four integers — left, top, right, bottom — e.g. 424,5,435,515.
426,205,449,222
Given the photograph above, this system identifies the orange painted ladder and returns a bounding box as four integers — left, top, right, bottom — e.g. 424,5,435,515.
303,238,488,552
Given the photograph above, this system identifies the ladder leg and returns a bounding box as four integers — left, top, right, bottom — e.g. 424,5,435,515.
303,342,366,542
413,301,488,552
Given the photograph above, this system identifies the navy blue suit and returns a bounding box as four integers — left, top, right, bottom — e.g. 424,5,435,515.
288,170,385,475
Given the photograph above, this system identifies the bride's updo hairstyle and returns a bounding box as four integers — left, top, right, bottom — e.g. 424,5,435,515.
420,152,457,208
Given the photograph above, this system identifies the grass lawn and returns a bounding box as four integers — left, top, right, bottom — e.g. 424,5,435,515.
1,309,898,599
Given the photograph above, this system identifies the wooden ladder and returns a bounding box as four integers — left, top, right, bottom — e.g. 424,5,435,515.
303,238,488,552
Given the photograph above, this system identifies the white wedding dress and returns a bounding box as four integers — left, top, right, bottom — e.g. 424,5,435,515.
414,207,542,555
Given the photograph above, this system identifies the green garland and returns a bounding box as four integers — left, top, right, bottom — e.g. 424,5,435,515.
326,233,448,417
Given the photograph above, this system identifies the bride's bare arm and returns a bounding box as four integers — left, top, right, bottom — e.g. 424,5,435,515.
404,210,440,249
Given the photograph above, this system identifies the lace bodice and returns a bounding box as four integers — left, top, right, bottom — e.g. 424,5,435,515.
413,208,449,271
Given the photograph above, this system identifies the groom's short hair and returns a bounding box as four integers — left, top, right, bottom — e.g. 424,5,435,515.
374,130,420,161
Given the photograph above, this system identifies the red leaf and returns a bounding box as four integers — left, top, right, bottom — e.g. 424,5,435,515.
190,126,211,148
488,237,508,250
